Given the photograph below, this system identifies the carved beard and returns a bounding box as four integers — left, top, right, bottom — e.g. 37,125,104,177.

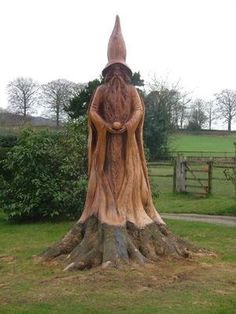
104,73,130,123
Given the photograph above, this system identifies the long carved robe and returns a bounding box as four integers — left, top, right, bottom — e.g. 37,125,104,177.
79,84,164,228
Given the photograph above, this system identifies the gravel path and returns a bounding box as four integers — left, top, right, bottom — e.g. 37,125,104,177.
161,213,236,227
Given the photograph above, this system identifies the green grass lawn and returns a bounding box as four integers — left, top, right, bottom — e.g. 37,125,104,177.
170,133,236,156
157,192,236,216
0,211,236,314
149,132,236,216
149,165,236,216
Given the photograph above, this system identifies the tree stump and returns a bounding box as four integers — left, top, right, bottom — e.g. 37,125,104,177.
39,216,199,271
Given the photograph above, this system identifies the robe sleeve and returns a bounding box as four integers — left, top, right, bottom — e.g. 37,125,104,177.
126,88,143,132
89,87,107,131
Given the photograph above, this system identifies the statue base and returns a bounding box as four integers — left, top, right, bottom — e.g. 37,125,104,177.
37,216,203,271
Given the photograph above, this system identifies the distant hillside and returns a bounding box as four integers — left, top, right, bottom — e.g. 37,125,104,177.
0,110,57,127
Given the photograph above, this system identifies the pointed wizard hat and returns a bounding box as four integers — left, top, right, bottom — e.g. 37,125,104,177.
102,15,132,77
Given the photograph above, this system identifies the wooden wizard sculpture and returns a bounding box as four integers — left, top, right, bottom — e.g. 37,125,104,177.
39,16,197,270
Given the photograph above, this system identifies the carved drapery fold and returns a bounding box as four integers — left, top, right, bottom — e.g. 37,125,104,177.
79,85,164,228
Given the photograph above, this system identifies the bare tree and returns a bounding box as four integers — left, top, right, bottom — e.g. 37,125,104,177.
7,77,39,118
173,94,191,129
205,101,216,130
186,99,207,130
147,77,191,129
41,79,76,126
215,89,236,131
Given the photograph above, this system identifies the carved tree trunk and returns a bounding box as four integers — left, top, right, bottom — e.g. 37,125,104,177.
38,85,200,271
38,16,201,271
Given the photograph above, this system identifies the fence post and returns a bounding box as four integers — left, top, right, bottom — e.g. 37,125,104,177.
207,160,213,195
173,159,177,193
175,156,186,193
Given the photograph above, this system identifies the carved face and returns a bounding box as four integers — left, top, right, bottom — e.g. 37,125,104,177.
105,64,130,83
109,64,123,77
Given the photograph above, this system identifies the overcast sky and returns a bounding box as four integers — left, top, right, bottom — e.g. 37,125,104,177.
0,0,236,124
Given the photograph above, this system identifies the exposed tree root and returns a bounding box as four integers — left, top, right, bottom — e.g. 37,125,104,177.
38,216,202,271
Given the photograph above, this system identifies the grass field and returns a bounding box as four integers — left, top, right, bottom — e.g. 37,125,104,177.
0,211,236,314
170,133,236,156
149,131,236,216
150,165,236,216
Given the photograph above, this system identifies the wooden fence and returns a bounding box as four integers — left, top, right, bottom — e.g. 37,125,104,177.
148,157,236,197
169,150,235,158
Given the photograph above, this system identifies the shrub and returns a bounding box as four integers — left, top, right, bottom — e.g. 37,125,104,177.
0,134,18,181
0,134,18,162
0,119,88,221
0,134,18,148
